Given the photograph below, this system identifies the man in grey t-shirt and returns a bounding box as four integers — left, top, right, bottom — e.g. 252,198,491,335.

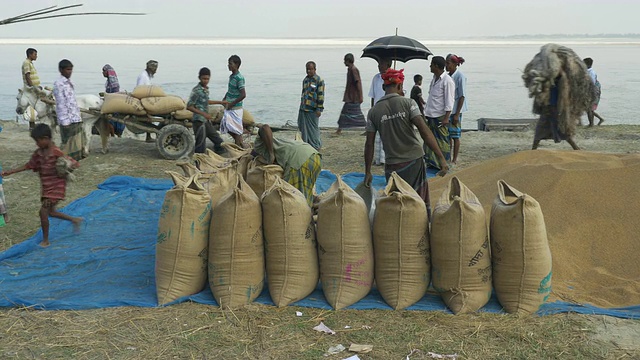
364,68,448,216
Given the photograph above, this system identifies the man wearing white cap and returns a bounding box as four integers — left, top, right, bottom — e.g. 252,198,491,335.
136,60,159,142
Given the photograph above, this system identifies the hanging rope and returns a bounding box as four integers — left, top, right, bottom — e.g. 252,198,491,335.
0,4,144,26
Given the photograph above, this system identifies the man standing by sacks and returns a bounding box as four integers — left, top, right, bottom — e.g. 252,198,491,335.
219,55,246,148
424,56,455,169
136,60,159,143
297,61,325,151
364,68,448,217
368,58,392,166
186,67,226,155
445,54,468,164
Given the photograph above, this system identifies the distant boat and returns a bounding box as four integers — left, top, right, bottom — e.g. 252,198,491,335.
476,118,538,131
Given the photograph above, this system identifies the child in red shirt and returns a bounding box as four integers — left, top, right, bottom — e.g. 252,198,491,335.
1,124,82,247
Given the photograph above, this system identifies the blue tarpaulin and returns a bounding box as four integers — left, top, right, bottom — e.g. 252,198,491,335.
0,172,638,319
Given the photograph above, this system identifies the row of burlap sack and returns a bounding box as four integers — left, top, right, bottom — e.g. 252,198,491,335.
155,145,551,314
310,173,551,314
430,177,552,315
156,144,299,307
101,85,186,116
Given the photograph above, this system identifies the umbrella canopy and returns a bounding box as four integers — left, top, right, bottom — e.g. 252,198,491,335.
361,35,432,63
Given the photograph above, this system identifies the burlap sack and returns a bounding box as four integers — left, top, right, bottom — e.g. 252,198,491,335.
246,164,284,198
262,178,318,307
173,109,193,120
193,149,234,173
243,109,256,126
221,142,252,159
141,96,186,115
373,172,429,310
490,180,552,314
197,166,238,209
209,105,255,127
208,176,264,309
236,153,253,180
208,105,224,123
316,177,374,309
101,93,146,115
131,85,166,99
176,161,199,177
156,172,211,305
174,161,237,207
431,176,491,314
250,156,270,167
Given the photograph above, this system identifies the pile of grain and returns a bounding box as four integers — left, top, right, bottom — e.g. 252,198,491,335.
429,150,640,308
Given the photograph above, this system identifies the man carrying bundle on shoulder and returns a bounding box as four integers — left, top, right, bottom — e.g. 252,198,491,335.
523,44,594,150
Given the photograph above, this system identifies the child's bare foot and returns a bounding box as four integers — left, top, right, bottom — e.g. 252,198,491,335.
597,119,605,125
39,240,50,247
72,218,83,233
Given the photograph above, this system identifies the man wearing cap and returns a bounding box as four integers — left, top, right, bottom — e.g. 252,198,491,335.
136,60,158,86
364,68,448,217
136,60,158,142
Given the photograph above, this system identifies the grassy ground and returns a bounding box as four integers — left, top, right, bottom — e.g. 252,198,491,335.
0,120,639,359
0,305,618,359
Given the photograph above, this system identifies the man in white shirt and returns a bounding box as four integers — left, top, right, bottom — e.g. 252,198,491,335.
424,56,455,169
367,58,391,165
136,60,158,86
136,60,158,142
53,59,85,160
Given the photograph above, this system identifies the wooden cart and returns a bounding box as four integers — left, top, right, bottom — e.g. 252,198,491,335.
83,109,195,160
83,108,257,160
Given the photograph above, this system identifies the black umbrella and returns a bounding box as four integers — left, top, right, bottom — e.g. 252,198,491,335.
361,35,432,63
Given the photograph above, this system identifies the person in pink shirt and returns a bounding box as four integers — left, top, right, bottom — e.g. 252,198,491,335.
2,124,82,247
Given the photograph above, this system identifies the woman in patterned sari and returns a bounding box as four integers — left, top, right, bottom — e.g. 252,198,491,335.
253,124,321,206
102,64,125,137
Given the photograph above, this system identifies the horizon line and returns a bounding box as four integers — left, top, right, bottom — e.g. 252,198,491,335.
2,37,640,46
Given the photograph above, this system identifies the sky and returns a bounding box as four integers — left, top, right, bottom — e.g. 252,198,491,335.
2,0,639,39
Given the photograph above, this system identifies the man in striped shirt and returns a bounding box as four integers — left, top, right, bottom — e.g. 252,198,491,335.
22,48,40,89
22,48,43,130
297,61,325,150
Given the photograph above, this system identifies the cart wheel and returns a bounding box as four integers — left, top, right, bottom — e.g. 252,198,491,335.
156,124,194,160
